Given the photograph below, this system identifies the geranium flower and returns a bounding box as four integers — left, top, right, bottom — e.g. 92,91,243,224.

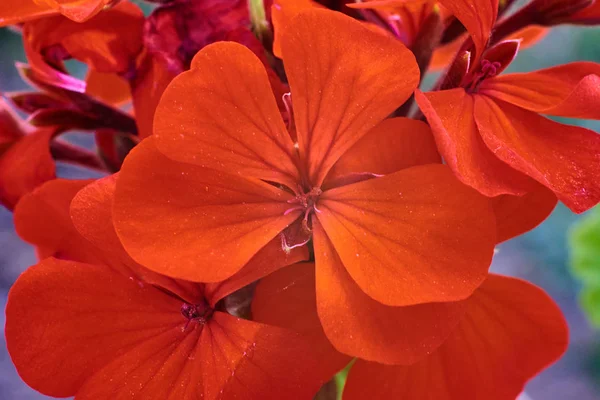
413,1,600,213
113,8,498,363
0,0,115,26
253,263,569,400
6,177,334,399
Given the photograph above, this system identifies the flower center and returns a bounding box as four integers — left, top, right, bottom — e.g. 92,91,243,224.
180,300,213,331
467,59,501,92
281,186,322,252
285,186,322,229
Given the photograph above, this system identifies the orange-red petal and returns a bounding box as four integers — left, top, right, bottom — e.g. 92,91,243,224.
313,220,468,364
474,96,600,213
492,183,557,243
343,274,568,400
0,0,55,26
437,0,498,62
5,257,183,398
7,257,325,399
70,175,205,303
85,70,131,105
114,137,299,282
252,262,352,377
0,128,57,210
153,42,299,189
317,164,495,306
271,0,318,59
13,178,102,263
481,62,600,119
0,98,26,149
281,9,419,186
415,88,538,196
324,117,440,188
204,237,308,305
74,311,326,400
24,1,144,74
131,52,176,139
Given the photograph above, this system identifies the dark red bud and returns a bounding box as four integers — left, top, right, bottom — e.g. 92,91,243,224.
529,0,595,25
8,92,69,114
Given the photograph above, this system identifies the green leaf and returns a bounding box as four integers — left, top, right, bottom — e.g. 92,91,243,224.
581,286,600,327
569,207,600,285
569,207,600,327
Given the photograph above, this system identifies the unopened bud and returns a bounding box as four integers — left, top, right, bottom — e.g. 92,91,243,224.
529,0,594,25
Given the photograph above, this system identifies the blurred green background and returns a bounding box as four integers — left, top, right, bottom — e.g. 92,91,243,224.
1,20,600,400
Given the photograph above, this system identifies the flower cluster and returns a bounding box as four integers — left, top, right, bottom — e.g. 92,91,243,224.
3,0,599,398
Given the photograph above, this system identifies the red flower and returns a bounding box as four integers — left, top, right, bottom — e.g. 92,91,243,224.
253,263,569,400
113,9,498,363
417,39,600,213
6,177,333,399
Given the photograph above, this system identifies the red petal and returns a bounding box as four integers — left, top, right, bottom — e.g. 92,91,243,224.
343,274,568,400
204,237,308,305
416,88,538,196
153,42,299,189
74,311,326,400
70,175,203,303
317,164,495,306
85,70,131,105
130,52,176,139
481,62,600,119
252,262,352,377
437,0,498,62
0,128,57,210
197,314,327,400
114,137,299,282
0,98,26,148
281,9,419,186
5,257,183,398
24,1,144,74
271,0,318,58
313,220,468,364
0,0,55,26
48,0,109,23
13,178,100,262
569,1,600,24
324,117,440,189
474,96,600,213
492,182,557,243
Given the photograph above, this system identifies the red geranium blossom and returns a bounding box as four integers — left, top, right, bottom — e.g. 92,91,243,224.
6,177,336,399
253,263,569,400
112,8,501,363
412,0,600,213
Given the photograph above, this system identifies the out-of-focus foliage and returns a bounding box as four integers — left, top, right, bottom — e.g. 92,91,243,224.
569,207,600,327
